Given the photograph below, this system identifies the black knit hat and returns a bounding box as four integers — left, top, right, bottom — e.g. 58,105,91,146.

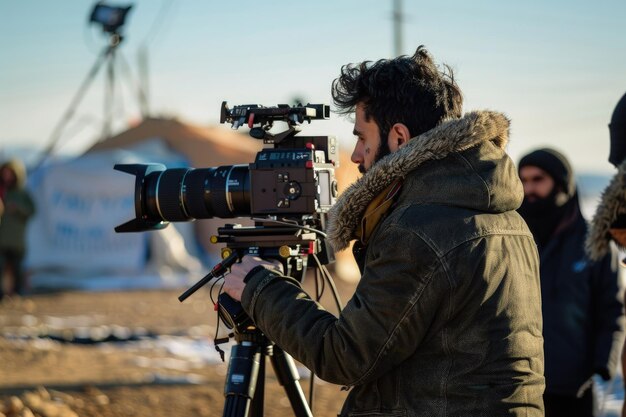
518,148,575,198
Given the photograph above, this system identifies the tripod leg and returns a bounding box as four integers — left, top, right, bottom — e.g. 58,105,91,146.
34,39,117,170
223,342,262,417
269,346,313,417
248,355,265,417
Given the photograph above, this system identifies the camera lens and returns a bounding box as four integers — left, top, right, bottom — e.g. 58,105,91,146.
183,168,214,218
143,165,251,221
155,168,190,221
183,165,251,218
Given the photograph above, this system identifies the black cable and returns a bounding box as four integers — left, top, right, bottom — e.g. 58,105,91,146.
307,255,344,409
212,278,231,362
209,275,224,305
312,254,343,313
315,266,325,301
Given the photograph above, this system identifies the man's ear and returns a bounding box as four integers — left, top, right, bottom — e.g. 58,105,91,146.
387,123,411,152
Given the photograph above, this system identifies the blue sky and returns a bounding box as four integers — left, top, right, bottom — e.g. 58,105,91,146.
1,0,625,173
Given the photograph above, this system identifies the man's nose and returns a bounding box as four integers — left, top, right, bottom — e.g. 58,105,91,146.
351,144,362,165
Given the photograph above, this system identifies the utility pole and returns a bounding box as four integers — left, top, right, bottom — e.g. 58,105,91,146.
392,0,403,57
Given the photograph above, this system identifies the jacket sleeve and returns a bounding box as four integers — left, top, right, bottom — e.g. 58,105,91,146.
240,224,444,386
591,251,624,380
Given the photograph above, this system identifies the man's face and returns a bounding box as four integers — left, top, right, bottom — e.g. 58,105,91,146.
351,103,388,174
519,165,555,202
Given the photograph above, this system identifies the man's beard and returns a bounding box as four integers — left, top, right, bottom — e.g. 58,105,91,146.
358,134,391,174
517,188,569,249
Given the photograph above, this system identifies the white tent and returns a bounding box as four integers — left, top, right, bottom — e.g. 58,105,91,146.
25,118,261,290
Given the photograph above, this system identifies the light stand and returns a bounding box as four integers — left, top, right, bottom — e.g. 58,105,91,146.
34,2,133,170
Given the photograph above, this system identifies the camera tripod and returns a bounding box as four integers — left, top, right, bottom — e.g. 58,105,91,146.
221,321,312,417
179,221,338,416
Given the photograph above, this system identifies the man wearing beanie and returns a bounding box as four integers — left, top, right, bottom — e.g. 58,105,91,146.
518,148,624,417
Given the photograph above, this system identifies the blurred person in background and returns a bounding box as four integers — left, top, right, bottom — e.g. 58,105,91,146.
586,91,626,417
0,158,36,300
223,46,545,416
518,148,624,417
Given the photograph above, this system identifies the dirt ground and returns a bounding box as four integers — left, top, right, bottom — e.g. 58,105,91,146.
0,277,356,417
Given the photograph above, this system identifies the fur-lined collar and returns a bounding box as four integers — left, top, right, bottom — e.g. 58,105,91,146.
585,159,626,260
326,111,511,251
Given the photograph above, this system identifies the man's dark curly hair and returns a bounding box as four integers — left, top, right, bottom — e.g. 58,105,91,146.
331,46,463,140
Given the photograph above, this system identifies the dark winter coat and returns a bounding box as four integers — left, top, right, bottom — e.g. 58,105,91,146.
539,204,623,396
241,111,545,416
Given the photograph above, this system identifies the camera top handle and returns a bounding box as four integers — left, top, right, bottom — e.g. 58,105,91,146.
220,101,330,145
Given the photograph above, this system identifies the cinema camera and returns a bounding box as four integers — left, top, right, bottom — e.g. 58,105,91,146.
115,102,340,417
114,101,339,299
114,101,338,232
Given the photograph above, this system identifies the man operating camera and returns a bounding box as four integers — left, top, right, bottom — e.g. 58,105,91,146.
224,46,545,416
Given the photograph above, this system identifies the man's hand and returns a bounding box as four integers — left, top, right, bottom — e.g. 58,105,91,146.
223,255,284,301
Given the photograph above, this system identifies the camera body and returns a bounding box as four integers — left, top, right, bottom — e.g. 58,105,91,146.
248,137,338,215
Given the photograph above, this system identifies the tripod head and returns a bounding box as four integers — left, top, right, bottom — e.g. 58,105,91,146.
178,217,333,336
